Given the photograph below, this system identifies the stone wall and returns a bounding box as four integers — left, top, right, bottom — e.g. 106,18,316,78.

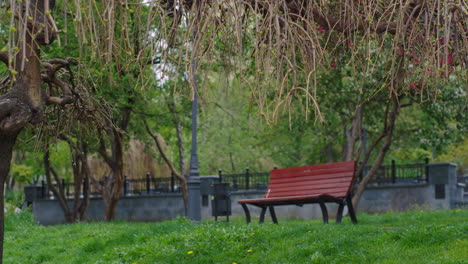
33,193,185,225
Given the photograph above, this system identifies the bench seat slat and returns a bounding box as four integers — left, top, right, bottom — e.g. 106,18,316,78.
269,176,353,188
238,193,347,205
271,166,354,179
268,187,349,198
272,161,354,175
270,172,354,184
267,182,350,196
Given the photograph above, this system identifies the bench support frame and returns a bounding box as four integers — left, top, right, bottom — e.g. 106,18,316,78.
240,194,357,224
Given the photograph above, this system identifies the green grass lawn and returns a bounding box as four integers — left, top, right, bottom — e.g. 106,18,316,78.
4,209,468,264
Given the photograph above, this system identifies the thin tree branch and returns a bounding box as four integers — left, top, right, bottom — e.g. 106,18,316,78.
144,120,184,181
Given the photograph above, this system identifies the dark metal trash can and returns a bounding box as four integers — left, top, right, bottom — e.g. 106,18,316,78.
211,183,231,221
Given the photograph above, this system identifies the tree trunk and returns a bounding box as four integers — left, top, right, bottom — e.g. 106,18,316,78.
352,95,400,208
322,142,335,163
342,105,363,161
0,132,20,262
44,137,91,223
0,1,56,261
44,144,73,222
99,129,125,221
168,101,186,176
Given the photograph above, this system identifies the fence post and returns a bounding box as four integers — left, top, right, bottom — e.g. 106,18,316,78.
245,167,250,190
218,169,223,183
425,157,429,182
391,160,396,183
146,172,151,194
171,172,175,192
123,175,128,196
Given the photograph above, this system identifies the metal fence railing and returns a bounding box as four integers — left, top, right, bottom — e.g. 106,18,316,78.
39,173,183,200
38,159,434,199
358,158,429,184
218,168,270,191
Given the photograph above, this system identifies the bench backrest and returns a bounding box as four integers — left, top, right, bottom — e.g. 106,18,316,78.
265,161,356,198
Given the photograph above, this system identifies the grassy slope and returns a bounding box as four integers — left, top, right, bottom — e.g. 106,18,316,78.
4,210,468,264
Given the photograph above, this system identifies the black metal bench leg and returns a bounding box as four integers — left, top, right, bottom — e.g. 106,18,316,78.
269,206,278,224
241,203,251,224
336,202,345,224
259,207,267,223
346,196,358,224
319,201,328,224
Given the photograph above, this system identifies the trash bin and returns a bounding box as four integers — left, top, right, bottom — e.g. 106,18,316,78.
200,176,219,207
211,182,231,221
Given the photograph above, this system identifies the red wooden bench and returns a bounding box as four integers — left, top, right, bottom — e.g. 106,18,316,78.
237,161,358,224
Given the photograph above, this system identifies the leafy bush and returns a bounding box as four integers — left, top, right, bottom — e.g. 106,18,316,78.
5,189,25,208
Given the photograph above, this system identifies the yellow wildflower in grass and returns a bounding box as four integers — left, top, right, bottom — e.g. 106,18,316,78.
250,232,255,236
187,251,194,255
454,209,461,213
247,249,253,253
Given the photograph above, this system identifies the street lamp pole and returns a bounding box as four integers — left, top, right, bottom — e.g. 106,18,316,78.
189,92,199,178
187,5,201,221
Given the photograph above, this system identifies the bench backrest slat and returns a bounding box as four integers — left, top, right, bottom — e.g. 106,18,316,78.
265,161,356,198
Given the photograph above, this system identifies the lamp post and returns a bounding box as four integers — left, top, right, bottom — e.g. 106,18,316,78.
187,89,201,221
187,7,202,221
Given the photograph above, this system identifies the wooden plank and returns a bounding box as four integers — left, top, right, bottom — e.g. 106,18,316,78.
268,176,352,188
269,172,354,184
268,181,350,194
271,161,355,175
271,166,354,179
239,192,347,204
268,187,349,198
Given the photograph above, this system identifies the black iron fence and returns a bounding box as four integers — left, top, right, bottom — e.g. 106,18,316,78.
218,168,270,191
123,174,182,195
39,173,183,200
37,159,431,199
359,158,429,184
218,159,430,191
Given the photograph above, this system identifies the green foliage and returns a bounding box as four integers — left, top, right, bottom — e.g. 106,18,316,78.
5,190,25,208
4,210,468,264
9,163,34,184
388,148,432,164
436,138,468,175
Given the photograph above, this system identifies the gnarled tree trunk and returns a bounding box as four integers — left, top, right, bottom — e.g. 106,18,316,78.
0,1,58,261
